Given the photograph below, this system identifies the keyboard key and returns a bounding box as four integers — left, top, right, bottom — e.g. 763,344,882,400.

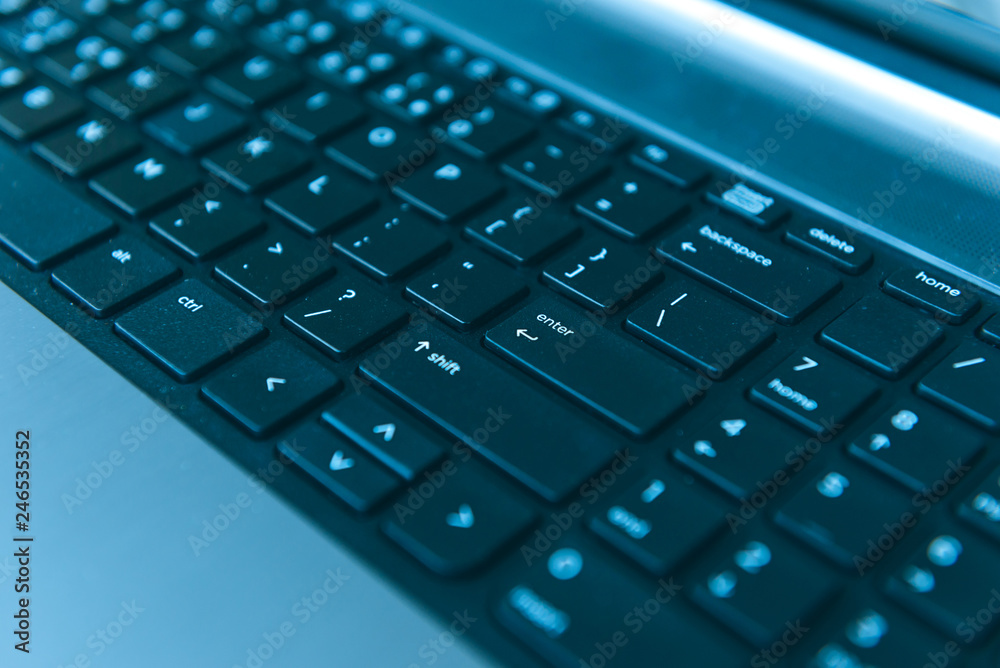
820,294,945,379
37,36,130,88
980,315,1000,347
325,115,424,182
657,215,842,324
201,341,341,435
589,474,728,575
406,252,527,330
555,109,634,153
917,341,1000,431
500,133,609,197
204,53,302,108
575,169,688,241
629,140,709,189
783,219,873,274
749,348,880,435
847,400,984,493
542,239,662,311
0,57,29,94
214,231,336,307
485,297,696,436
333,208,449,281
278,423,400,513
691,531,840,647
774,461,913,570
958,464,1000,544
265,168,377,236
284,275,408,359
884,266,980,324
464,195,579,266
390,152,504,222
149,191,264,261
322,393,444,480
0,83,83,139
438,102,534,160
264,85,365,144
496,543,746,667
150,25,241,77
113,278,266,381
142,95,246,155
0,145,115,270
886,530,1000,641
809,607,953,668
202,132,309,193
706,181,789,229
672,407,811,500
625,279,775,379
89,149,200,216
367,69,464,124
32,116,140,177
87,64,187,119
51,237,179,317
359,324,621,502
382,467,534,575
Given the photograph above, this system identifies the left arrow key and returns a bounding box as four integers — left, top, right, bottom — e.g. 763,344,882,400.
201,341,341,436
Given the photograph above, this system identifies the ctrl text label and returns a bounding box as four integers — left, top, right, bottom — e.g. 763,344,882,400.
13,545,29,653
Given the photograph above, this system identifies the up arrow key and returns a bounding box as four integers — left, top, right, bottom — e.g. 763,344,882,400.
373,423,396,441
266,377,286,391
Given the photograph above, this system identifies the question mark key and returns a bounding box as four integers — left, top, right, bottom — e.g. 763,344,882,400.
283,279,409,359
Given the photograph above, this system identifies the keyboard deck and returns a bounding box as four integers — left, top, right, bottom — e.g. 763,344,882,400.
1,1,999,665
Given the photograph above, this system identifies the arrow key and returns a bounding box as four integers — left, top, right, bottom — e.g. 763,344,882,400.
201,341,341,436
323,393,443,480
278,423,400,513
382,466,535,575
265,169,378,236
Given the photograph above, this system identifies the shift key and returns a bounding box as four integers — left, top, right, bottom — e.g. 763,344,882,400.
358,324,622,502
656,215,841,324
485,297,696,436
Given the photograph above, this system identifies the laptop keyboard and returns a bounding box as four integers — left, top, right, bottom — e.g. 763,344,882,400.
1,1,999,666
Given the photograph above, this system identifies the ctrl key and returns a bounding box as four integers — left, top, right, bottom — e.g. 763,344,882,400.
496,545,745,667
114,279,267,382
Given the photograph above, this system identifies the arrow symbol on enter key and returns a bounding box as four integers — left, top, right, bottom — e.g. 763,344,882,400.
266,377,286,391
516,329,538,341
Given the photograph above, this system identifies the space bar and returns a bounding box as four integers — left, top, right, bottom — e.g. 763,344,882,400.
358,325,621,502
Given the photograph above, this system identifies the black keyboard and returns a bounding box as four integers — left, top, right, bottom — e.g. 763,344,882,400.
1,1,1000,666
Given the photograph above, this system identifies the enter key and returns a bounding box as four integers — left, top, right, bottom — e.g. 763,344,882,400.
485,297,697,437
